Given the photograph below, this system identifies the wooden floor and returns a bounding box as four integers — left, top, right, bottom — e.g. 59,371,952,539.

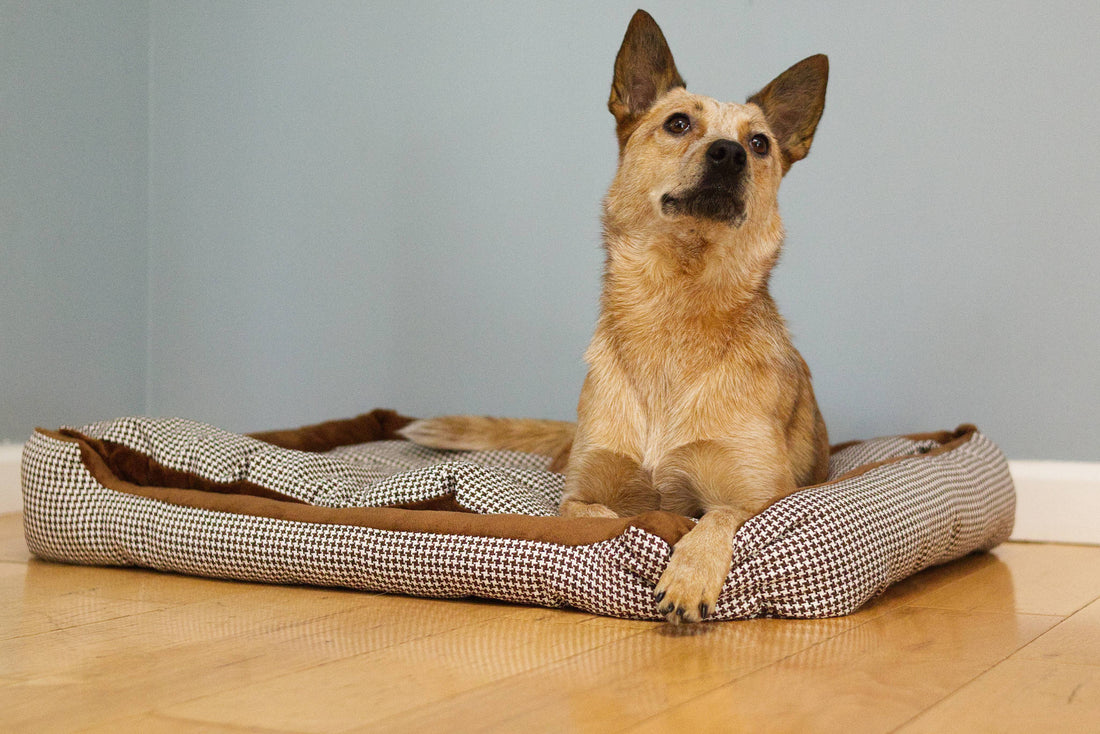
1,513,1098,733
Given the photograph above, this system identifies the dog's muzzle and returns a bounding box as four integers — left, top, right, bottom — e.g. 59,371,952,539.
660,138,748,226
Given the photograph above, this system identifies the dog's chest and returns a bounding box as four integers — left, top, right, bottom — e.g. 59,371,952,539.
582,259,791,464
585,322,768,467
630,346,747,464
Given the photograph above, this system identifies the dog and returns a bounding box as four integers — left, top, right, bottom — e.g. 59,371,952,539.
402,9,830,623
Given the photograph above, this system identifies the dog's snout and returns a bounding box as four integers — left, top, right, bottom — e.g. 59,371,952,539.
706,139,747,169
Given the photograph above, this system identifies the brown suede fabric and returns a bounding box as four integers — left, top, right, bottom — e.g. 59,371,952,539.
806,425,978,489
57,429,307,504
40,428,697,547
247,408,415,451
39,416,977,550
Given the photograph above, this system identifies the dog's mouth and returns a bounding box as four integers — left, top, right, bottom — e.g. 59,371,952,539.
660,138,752,227
660,185,747,227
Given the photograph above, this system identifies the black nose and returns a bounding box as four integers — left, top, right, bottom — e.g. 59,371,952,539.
706,139,747,169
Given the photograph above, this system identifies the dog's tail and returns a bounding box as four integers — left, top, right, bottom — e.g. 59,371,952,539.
399,415,576,471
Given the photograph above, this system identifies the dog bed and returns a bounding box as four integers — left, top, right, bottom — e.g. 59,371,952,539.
21,409,1015,621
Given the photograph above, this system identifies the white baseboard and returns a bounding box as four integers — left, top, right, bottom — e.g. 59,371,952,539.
1009,460,1100,545
0,444,24,514
1,444,1097,544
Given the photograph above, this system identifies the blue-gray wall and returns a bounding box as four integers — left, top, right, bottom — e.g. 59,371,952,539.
3,2,1098,460
1,1,148,436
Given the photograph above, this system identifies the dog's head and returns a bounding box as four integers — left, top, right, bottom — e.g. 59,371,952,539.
605,10,827,238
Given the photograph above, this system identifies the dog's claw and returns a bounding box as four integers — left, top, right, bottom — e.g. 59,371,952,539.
654,590,666,603
699,602,709,619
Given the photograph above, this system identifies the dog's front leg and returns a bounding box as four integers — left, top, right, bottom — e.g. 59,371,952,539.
654,507,747,623
560,448,657,518
653,439,797,623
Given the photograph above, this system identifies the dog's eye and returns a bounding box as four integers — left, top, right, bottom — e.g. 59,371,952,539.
663,113,692,135
750,134,770,156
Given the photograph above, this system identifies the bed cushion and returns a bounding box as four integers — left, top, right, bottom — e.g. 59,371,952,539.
21,409,1015,620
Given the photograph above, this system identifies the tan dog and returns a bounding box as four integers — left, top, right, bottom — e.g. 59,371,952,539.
403,9,830,623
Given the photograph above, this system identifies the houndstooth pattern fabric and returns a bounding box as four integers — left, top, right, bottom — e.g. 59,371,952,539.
73,417,562,515
22,417,1015,620
825,435,943,479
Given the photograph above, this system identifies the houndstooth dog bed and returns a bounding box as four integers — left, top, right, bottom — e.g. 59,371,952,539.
21,409,1015,621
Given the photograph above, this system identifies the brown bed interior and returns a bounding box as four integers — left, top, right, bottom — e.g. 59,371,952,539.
37,409,977,548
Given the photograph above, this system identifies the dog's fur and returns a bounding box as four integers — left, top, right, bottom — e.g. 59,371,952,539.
402,10,830,623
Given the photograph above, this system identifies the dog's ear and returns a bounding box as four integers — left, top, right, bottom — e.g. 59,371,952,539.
748,55,828,174
609,10,685,149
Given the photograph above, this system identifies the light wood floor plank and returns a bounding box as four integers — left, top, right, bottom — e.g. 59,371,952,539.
898,657,1100,733
910,543,1100,616
625,606,1060,734
80,712,304,734
1017,595,1100,666
0,561,165,641
157,605,648,732
2,513,1099,733
365,616,856,733
901,593,1100,732
0,513,29,562
0,583,533,730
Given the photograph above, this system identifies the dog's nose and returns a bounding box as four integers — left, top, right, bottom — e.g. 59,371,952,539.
706,139,747,170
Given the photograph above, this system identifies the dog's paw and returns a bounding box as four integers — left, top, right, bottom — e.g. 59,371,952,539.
653,536,730,624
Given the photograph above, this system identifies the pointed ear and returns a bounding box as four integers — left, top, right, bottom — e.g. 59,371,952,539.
748,54,828,174
608,10,685,148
